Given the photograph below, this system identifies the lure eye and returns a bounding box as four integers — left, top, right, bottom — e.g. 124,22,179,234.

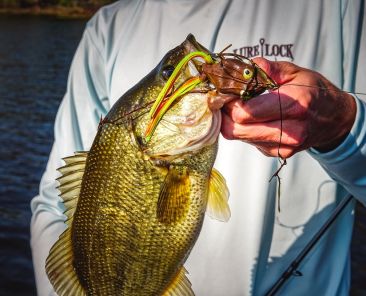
162,65,175,80
243,68,253,80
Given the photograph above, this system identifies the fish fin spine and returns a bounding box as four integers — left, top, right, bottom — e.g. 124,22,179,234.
162,266,195,296
206,168,231,222
46,152,88,295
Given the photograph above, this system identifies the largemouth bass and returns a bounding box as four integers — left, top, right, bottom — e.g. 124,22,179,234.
46,34,276,296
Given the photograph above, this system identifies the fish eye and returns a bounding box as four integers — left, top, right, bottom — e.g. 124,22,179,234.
162,65,175,80
243,68,253,80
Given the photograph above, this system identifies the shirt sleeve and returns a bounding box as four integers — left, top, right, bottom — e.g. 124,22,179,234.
308,0,366,204
309,97,366,202
30,18,108,295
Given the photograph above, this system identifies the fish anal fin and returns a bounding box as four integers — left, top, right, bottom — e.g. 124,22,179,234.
46,152,88,295
162,266,195,296
157,168,190,224
207,168,231,222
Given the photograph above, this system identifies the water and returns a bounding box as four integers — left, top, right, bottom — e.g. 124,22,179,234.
0,15,365,296
0,15,85,295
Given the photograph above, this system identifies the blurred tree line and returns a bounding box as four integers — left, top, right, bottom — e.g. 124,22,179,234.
0,0,113,9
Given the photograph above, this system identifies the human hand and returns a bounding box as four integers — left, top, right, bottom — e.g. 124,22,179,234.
221,57,357,158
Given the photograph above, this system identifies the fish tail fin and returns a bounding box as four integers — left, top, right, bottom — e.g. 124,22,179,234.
206,168,231,222
46,152,88,296
162,266,195,296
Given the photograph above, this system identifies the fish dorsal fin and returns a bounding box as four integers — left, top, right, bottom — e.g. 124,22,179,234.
56,152,87,220
206,168,231,222
162,266,195,296
46,152,88,296
157,168,191,224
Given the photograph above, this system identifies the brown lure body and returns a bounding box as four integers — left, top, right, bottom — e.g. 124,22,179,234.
202,57,277,100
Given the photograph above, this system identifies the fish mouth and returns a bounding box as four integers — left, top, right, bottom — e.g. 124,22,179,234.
144,92,222,159
143,35,224,158
144,41,214,143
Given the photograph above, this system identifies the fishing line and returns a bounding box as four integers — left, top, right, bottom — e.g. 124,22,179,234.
98,85,213,127
217,44,233,56
269,87,286,212
98,100,155,127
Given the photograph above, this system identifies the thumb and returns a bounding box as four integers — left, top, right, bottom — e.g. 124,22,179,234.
252,57,298,85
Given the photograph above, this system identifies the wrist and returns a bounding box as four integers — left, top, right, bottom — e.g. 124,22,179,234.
313,93,356,153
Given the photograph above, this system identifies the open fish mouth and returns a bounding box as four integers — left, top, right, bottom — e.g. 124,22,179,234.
144,92,222,158
142,47,224,158
144,51,215,143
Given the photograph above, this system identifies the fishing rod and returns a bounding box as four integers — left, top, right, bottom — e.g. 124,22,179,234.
265,194,354,296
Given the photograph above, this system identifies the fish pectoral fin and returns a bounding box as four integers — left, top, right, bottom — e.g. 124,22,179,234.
206,168,231,222
162,266,195,296
45,152,88,296
157,168,190,224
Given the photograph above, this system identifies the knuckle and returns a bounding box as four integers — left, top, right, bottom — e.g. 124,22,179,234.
231,106,247,123
289,136,303,148
292,103,307,120
279,61,296,70
279,149,293,159
221,128,235,140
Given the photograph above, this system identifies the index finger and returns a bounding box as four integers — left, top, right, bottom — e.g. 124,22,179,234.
223,91,297,123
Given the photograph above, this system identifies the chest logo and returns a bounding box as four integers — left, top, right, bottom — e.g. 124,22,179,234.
232,38,294,61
